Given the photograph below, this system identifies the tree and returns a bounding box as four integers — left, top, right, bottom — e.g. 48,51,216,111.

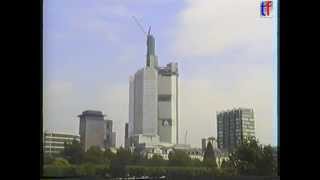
104,148,116,160
190,158,202,167
131,150,145,165
83,146,104,164
203,141,217,168
44,153,55,165
220,159,237,176
52,157,71,167
149,154,166,166
76,163,97,176
62,138,84,164
168,150,191,166
227,137,277,176
110,147,131,177
103,148,116,165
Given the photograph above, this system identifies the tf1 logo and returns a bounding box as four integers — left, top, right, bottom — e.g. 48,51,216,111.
260,0,273,17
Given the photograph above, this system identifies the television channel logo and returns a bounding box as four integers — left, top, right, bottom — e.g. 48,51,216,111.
260,0,273,17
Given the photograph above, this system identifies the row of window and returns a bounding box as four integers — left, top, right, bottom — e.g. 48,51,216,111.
44,133,79,139
44,138,76,143
44,142,65,147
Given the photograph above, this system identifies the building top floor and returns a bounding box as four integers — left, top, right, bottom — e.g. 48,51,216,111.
43,131,80,139
78,110,105,117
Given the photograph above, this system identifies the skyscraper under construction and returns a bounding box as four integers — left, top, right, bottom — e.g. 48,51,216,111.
128,28,179,149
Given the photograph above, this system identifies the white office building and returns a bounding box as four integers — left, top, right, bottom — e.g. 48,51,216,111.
43,131,80,154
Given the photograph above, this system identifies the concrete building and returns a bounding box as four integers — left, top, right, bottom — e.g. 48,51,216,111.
78,110,115,151
43,131,80,154
217,108,255,152
128,27,179,149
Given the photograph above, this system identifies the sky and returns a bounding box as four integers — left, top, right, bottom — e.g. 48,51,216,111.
43,0,278,148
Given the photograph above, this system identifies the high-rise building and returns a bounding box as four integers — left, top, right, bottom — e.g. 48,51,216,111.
43,131,80,154
78,110,115,151
217,108,255,152
128,28,179,148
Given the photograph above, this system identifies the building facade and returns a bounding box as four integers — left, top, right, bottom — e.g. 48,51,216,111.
43,131,80,154
217,108,255,152
128,28,179,148
78,110,115,151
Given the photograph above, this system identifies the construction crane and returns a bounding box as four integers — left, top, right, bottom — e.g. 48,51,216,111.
132,16,147,36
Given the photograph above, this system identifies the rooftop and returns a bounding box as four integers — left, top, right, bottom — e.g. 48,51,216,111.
78,110,105,117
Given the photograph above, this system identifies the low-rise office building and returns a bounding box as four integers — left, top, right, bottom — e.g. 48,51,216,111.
43,131,80,154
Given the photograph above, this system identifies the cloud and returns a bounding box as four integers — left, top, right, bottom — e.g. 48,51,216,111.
95,83,129,147
43,81,79,133
43,80,129,147
172,0,273,57
179,63,274,147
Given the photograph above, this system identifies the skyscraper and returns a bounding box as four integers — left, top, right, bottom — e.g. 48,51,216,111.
78,110,115,151
217,108,255,152
128,28,179,148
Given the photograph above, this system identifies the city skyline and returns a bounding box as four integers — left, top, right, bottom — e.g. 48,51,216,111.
43,0,277,148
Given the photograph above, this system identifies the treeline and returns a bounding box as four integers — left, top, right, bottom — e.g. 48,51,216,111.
43,137,278,178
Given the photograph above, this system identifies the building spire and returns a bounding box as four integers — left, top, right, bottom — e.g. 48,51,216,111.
146,26,158,68
148,26,151,35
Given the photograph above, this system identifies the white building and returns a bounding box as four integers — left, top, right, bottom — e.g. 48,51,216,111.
128,28,179,149
43,131,80,154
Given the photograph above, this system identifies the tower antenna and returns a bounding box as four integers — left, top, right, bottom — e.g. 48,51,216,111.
132,16,147,36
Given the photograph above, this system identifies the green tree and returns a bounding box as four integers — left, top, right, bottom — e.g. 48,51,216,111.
103,148,116,168
168,149,191,166
52,157,71,167
83,146,104,164
75,163,97,176
62,138,84,164
131,150,145,165
227,137,277,176
44,154,55,165
220,159,237,176
190,158,202,167
110,147,131,177
104,148,116,161
149,154,166,166
203,141,217,168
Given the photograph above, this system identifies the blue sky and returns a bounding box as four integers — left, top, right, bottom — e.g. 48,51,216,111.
43,0,277,147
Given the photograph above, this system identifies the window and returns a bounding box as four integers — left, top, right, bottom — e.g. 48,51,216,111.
158,95,171,101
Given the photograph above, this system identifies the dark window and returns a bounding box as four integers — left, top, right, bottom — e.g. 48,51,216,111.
158,95,171,101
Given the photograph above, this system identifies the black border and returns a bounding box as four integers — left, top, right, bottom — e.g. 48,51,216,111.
34,0,297,178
